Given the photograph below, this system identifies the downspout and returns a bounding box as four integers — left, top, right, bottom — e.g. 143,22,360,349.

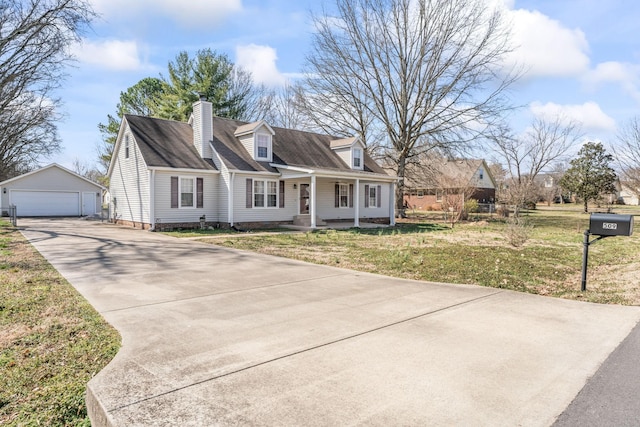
354,178,360,227
228,172,235,227
149,169,156,231
389,182,396,226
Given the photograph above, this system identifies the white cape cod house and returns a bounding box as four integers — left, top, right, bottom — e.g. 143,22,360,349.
107,97,396,230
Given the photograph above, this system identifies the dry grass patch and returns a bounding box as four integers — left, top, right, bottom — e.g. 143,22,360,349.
0,221,120,426
204,208,640,305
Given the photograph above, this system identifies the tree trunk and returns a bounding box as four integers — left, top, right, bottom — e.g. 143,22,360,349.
583,199,589,213
396,155,407,218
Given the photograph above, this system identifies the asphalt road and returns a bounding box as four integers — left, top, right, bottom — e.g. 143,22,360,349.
554,320,640,426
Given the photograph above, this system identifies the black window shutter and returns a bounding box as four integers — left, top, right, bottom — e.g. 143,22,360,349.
377,185,382,208
335,184,339,208
171,176,178,208
246,178,253,208
364,184,370,208
349,184,354,208
279,180,285,208
196,178,204,208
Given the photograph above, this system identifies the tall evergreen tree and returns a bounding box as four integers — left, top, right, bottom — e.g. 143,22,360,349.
155,49,254,121
97,49,265,174
559,142,617,213
97,77,164,173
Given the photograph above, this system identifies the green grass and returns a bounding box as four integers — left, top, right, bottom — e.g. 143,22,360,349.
0,221,120,426
162,226,290,238
205,206,640,305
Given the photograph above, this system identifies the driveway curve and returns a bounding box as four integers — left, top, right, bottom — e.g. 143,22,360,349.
19,218,640,426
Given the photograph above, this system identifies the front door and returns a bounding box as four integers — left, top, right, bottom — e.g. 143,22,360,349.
299,184,310,214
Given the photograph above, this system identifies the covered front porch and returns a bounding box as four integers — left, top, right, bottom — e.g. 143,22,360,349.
276,165,397,229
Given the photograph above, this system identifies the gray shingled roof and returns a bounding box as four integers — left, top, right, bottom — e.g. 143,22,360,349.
124,115,217,171
124,114,387,176
404,159,486,188
211,117,387,175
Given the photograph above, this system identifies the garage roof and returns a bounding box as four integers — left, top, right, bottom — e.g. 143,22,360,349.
0,163,105,189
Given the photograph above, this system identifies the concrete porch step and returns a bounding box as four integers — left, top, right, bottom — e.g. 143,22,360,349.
293,214,326,227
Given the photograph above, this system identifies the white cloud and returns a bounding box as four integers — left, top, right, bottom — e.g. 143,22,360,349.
90,0,242,27
73,39,147,71
501,7,590,78
236,44,286,87
582,61,640,103
530,101,616,131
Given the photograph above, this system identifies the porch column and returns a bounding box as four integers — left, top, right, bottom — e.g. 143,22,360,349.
354,178,360,227
310,175,317,228
389,182,396,226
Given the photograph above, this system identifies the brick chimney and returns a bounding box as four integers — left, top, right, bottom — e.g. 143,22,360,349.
192,94,213,158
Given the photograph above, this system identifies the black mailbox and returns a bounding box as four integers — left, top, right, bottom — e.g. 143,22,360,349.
589,213,634,237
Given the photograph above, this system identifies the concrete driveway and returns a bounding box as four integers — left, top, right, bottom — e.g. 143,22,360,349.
19,218,640,426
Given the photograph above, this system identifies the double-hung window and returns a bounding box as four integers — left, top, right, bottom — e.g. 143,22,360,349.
353,148,362,168
125,135,130,159
368,185,377,207
254,179,278,208
181,177,194,207
339,183,349,208
171,176,203,209
256,134,270,160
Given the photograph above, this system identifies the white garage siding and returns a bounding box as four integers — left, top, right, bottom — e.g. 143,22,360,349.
11,190,80,216
0,164,103,216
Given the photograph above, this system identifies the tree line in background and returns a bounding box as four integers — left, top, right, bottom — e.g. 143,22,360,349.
0,0,637,213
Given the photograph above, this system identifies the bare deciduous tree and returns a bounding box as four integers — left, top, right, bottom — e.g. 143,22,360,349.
303,0,519,213
614,116,640,201
71,157,102,184
259,82,314,130
489,117,582,215
0,0,94,181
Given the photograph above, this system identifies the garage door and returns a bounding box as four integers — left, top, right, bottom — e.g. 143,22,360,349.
11,191,80,216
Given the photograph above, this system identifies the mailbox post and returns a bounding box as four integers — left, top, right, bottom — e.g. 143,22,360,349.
581,213,634,291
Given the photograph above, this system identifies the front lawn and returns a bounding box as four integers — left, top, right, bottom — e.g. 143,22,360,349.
193,206,640,305
0,221,120,426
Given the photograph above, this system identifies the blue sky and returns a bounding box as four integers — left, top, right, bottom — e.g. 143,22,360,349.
53,0,640,170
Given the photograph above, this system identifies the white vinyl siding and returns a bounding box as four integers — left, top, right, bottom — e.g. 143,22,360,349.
153,172,218,224
239,135,254,161
1,165,102,215
210,146,230,223
316,180,390,220
232,175,295,223
109,128,151,224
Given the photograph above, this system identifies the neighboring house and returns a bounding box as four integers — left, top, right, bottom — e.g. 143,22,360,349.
403,159,496,210
534,173,563,204
0,163,104,217
107,96,397,230
618,181,640,205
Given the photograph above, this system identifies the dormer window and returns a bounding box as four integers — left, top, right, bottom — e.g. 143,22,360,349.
353,148,362,168
255,133,272,161
234,121,275,162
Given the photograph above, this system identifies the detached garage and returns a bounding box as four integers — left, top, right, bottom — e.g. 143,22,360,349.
0,163,104,217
